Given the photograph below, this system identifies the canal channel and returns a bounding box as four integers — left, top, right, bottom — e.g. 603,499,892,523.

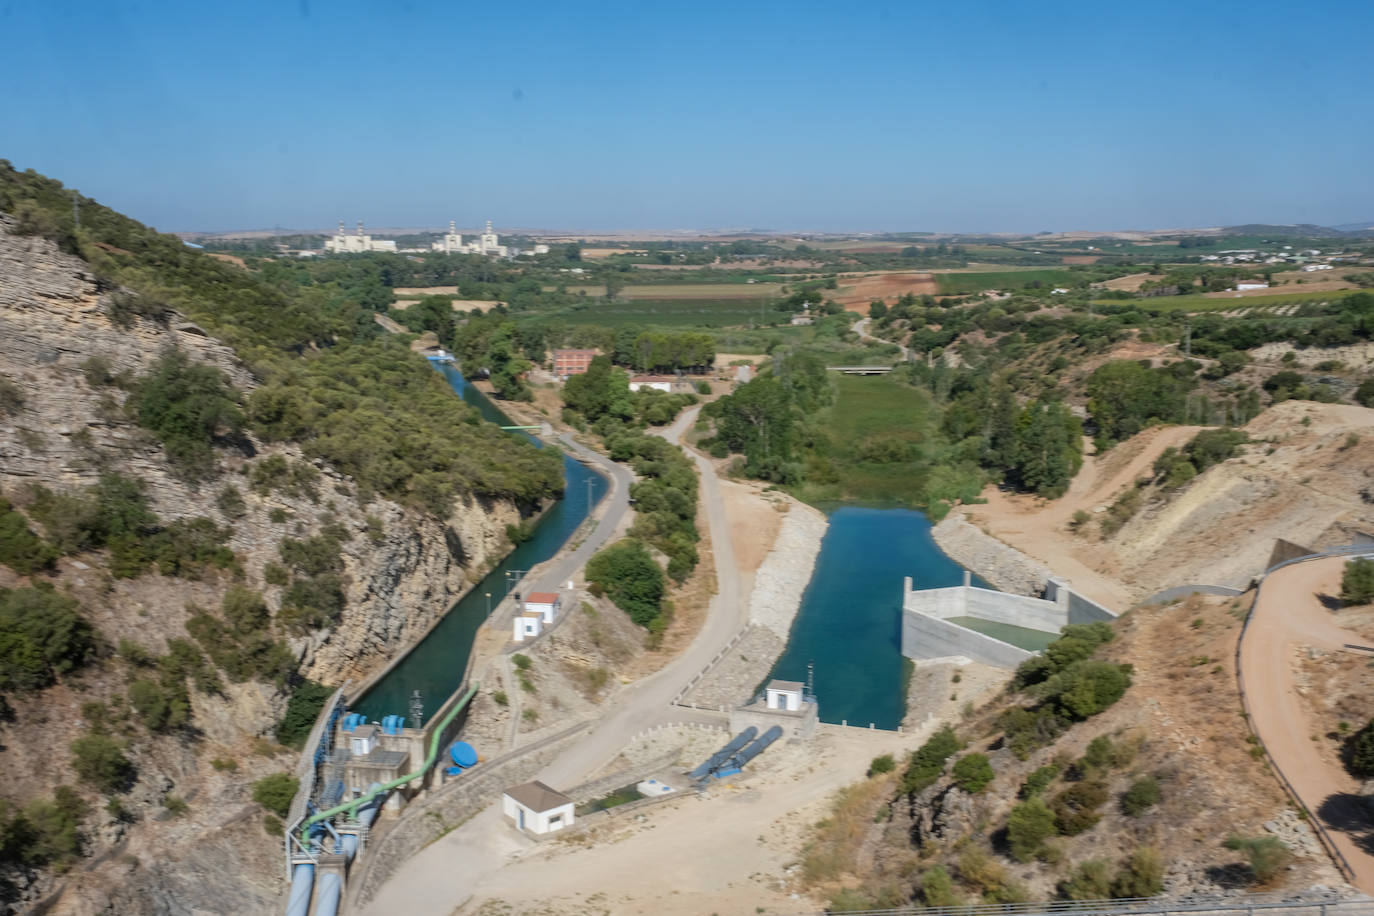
352,364,606,722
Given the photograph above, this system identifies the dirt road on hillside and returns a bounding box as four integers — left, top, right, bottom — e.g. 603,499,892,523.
963,424,1203,608
1241,556,1374,894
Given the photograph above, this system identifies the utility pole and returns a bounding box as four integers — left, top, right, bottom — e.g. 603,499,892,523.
1183,324,1192,358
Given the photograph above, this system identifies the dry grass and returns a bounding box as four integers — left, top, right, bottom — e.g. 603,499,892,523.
801,774,894,886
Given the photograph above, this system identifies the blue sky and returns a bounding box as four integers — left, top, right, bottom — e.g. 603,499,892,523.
4,0,1371,233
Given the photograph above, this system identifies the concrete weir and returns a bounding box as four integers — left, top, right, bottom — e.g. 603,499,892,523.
901,571,1116,668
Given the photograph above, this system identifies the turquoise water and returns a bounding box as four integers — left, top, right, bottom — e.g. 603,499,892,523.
765,507,989,729
945,617,1058,652
353,365,605,721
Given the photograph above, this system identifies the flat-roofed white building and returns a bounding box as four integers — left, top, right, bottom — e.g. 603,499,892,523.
765,679,805,712
513,611,543,642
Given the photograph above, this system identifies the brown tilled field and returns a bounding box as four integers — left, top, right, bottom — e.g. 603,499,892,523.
831,271,940,311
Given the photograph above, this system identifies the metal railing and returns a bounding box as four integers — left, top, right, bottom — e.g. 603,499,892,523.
1234,545,1366,887
782,894,1371,916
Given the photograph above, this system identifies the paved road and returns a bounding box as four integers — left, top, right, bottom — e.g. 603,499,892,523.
360,406,749,916
853,316,912,361
1240,555,1374,894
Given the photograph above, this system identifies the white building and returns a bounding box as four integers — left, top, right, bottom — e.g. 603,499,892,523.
628,376,674,393
513,611,543,643
1235,280,1269,291
431,219,510,258
524,591,561,624
765,679,805,712
502,780,574,835
1302,264,1333,272
324,221,397,254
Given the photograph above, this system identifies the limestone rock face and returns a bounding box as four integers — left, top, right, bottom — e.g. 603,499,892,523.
0,216,523,913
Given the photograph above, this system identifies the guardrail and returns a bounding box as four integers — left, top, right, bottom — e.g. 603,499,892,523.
1234,545,1365,887
780,893,1371,916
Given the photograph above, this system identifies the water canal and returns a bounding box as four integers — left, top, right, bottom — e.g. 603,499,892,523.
765,507,990,730
352,365,606,721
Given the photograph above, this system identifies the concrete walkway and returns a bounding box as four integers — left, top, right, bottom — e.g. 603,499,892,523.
359,406,752,915
1240,555,1374,894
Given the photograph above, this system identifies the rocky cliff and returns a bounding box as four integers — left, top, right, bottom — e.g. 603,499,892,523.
0,217,523,913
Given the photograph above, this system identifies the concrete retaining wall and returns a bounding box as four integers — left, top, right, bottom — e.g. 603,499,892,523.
965,587,1066,632
900,607,1033,668
1067,590,1117,623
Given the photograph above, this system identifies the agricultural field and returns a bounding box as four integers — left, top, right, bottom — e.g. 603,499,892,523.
934,268,1084,295
552,297,778,328
543,282,783,299
1106,288,1361,314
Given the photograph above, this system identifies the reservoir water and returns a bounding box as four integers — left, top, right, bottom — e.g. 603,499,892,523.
353,365,605,721
765,506,989,729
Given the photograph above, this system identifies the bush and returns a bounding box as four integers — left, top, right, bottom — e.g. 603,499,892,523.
69,732,134,794
1020,763,1061,799
128,677,190,732
1052,780,1109,835
952,753,995,793
585,538,666,627
130,350,244,479
1356,378,1374,408
251,773,299,819
901,725,962,794
1059,859,1113,900
1121,776,1161,816
1041,660,1133,720
1341,557,1374,607
868,753,895,777
1006,797,1058,862
1,786,88,868
275,680,332,748
216,484,247,519
0,584,96,693
1110,846,1164,897
0,496,58,574
919,864,961,907
1225,834,1290,884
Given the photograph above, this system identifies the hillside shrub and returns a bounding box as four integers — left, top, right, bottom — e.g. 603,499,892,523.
1121,776,1161,816
1356,378,1374,408
919,865,961,907
187,588,295,684
1341,557,1374,607
1058,859,1113,900
251,773,299,819
69,732,134,794
868,754,896,777
276,679,333,748
1225,834,1290,884
0,584,95,693
901,725,962,794
249,455,320,501
1052,780,1109,835
952,753,995,793
1344,718,1374,777
1110,846,1165,897
0,496,58,574
130,350,244,479
0,786,87,869
586,539,666,627
1006,797,1058,862
1020,763,1061,799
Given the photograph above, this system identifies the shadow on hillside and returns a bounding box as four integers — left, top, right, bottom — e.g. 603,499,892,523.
1317,793,1374,855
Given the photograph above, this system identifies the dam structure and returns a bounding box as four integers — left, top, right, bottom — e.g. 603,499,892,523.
901,570,1116,668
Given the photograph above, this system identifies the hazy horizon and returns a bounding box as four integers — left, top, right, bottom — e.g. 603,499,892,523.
6,0,1372,234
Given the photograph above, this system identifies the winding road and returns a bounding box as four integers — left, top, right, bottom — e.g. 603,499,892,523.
359,405,750,915
853,316,912,361
1240,554,1374,894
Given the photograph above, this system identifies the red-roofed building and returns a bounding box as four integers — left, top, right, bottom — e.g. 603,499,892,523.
524,591,561,623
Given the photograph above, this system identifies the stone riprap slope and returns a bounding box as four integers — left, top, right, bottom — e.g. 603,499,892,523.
931,513,1052,597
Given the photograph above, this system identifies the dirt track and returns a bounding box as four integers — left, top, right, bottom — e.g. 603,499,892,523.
1241,556,1374,893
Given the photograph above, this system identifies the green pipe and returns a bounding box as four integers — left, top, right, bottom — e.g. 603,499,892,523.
301,682,479,833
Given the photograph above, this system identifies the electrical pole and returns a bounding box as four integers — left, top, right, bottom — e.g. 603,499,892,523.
1183,324,1192,358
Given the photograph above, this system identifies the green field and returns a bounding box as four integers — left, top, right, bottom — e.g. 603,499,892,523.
552,297,778,328
791,373,946,507
935,269,1083,295
544,282,782,299
1095,288,1360,314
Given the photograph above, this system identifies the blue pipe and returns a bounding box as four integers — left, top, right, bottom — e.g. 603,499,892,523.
313,873,342,916
285,862,314,916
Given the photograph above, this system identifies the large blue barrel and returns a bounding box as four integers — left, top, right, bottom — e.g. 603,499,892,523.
449,741,478,768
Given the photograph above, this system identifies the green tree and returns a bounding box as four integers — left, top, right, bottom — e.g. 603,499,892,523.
1006,797,1058,862
0,585,95,693
69,732,134,794
0,496,58,574
1009,400,1083,497
1087,360,1192,446
131,350,244,479
951,753,995,793
251,773,299,819
586,539,666,627
1341,557,1374,606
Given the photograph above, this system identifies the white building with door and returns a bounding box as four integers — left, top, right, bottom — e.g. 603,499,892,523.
513,611,543,643
765,679,804,711
502,781,574,835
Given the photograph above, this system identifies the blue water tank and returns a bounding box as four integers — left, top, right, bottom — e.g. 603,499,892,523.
449,741,478,768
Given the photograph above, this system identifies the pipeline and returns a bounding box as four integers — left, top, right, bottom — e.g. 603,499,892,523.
300,682,479,834
688,726,757,780
285,863,314,916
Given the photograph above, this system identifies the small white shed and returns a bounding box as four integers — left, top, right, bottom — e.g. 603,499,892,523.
513,611,543,643
524,591,561,624
502,780,574,835
765,679,804,712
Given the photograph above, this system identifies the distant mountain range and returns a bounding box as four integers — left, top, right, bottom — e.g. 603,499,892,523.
1222,222,1374,238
